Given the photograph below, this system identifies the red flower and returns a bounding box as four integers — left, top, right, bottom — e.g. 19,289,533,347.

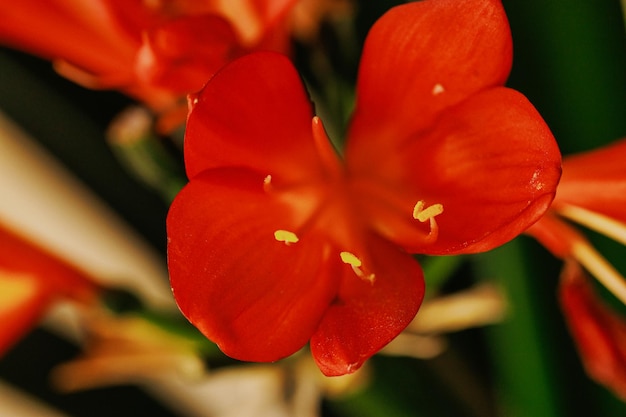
559,261,626,401
0,222,99,356
167,0,561,376
527,138,626,398
528,138,626,304
0,0,296,130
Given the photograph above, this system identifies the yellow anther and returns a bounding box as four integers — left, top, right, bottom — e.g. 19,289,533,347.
413,201,444,222
340,251,362,267
340,252,375,282
274,229,299,245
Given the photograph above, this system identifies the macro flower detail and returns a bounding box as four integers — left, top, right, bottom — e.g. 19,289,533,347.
167,0,561,376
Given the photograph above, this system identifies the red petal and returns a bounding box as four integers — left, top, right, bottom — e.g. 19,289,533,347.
559,261,626,400
346,0,512,167
183,52,321,183
0,272,51,356
525,213,585,259
310,235,424,376
0,223,98,303
0,0,137,82
356,87,561,254
167,168,339,362
0,222,99,355
135,15,241,95
554,138,626,224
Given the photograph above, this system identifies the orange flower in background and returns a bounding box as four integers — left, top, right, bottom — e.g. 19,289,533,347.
0,222,99,356
0,0,297,130
167,0,561,376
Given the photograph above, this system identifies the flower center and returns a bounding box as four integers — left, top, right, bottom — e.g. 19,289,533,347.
267,116,444,280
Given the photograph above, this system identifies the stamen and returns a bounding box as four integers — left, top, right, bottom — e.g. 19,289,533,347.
274,229,299,245
413,201,444,222
340,251,362,267
340,251,375,282
413,201,444,242
557,203,626,247
572,240,626,305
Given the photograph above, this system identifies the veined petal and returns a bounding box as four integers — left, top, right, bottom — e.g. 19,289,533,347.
559,261,626,400
363,87,561,255
554,138,626,224
346,0,512,167
310,235,424,376
167,168,339,362
184,52,321,183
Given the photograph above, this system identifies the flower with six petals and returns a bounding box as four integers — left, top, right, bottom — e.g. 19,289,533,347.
167,0,561,376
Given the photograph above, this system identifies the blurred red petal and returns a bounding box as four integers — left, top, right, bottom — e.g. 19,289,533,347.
554,138,626,224
0,0,137,79
525,213,584,259
0,222,99,355
0,272,51,356
167,168,339,362
560,261,626,400
136,14,241,94
0,223,98,302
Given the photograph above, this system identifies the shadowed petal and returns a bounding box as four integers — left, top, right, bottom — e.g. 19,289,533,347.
310,235,424,376
346,0,512,168
184,52,321,183
167,168,339,362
